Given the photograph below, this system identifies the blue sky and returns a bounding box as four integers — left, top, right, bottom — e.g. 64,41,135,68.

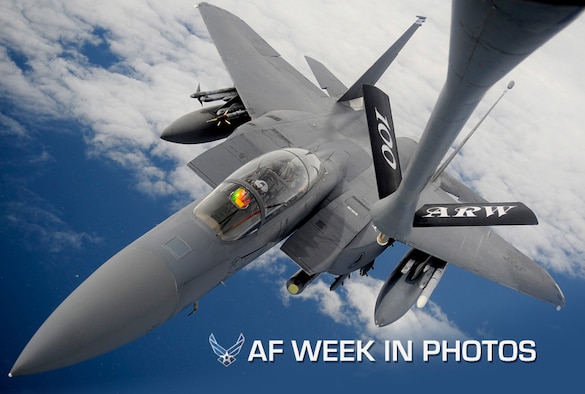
1,1,585,393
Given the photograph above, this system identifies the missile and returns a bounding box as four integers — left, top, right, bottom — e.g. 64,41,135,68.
416,265,446,309
190,86,238,104
401,258,415,275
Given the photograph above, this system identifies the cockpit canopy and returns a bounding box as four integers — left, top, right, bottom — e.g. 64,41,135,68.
194,149,322,241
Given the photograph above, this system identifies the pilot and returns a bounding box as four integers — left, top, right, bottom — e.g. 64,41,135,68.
281,159,305,192
252,179,268,194
275,159,296,181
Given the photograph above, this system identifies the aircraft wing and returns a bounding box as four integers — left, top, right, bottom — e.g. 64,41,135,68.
198,3,330,118
401,176,565,308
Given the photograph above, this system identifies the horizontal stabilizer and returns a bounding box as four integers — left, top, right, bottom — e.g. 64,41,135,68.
338,16,425,102
413,202,538,227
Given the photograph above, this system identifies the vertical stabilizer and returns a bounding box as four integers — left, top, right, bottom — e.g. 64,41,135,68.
338,16,426,102
363,84,402,199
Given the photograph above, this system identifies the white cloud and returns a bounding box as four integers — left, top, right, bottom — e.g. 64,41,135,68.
0,0,218,200
2,0,584,339
282,275,465,342
3,199,102,254
0,112,29,138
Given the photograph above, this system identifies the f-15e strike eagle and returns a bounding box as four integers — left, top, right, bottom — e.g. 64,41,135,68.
10,0,583,376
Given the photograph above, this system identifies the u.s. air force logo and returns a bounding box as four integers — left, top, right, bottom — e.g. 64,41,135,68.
209,333,245,367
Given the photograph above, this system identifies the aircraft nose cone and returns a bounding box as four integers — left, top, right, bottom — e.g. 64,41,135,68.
10,247,178,376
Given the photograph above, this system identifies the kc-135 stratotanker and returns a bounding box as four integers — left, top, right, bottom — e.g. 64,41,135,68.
10,0,583,376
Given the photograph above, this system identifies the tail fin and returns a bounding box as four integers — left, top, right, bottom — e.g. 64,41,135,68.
338,16,425,102
363,84,402,199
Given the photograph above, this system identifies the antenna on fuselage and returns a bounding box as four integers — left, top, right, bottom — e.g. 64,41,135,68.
431,80,515,182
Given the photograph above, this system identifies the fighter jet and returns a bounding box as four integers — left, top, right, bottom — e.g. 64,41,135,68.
10,0,583,376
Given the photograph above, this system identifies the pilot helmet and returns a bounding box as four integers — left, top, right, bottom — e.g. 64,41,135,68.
253,179,268,193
